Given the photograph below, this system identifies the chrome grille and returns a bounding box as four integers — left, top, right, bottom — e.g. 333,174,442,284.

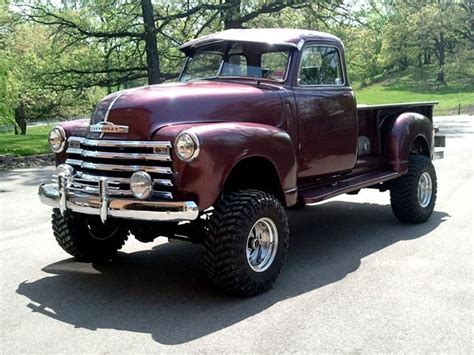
64,136,174,199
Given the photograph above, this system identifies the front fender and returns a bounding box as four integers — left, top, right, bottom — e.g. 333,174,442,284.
154,122,298,210
382,112,434,173
54,119,89,166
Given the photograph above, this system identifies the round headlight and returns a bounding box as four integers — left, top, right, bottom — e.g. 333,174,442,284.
174,131,200,161
130,171,152,200
48,126,66,153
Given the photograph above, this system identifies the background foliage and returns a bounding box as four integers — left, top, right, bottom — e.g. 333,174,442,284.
0,0,472,136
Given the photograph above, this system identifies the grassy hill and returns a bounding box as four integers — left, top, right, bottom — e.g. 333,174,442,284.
354,66,474,115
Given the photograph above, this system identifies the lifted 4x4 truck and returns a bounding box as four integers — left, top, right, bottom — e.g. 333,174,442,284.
39,29,445,296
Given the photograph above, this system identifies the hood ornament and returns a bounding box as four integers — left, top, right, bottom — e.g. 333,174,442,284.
89,121,129,134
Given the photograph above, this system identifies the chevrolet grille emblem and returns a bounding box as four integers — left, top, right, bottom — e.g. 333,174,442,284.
89,122,129,134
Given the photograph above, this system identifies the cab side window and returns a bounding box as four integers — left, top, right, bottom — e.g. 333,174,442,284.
298,46,343,86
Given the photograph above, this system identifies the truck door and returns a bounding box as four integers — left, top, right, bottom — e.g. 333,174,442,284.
293,44,358,180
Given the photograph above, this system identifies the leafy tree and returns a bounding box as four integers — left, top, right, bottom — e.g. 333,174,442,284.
0,15,96,134
17,0,311,90
0,0,15,127
0,58,15,128
377,0,472,84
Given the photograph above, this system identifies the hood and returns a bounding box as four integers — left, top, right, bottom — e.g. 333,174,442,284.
88,80,285,140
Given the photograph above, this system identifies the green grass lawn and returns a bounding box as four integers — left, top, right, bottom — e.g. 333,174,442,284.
0,125,51,156
354,65,474,115
355,84,474,115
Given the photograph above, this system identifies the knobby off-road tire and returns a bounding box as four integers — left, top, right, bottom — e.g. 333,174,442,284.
390,155,437,224
52,208,129,261
204,190,289,297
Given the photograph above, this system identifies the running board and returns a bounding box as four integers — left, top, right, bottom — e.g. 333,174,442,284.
300,171,400,204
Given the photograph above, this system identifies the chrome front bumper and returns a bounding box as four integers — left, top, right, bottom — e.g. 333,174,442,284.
38,177,199,223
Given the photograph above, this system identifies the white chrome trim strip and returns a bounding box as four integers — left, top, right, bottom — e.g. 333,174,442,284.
67,148,171,161
68,137,172,149
65,159,173,174
100,91,128,138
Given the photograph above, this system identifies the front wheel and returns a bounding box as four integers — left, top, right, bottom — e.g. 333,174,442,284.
204,190,289,297
390,155,437,224
52,209,129,261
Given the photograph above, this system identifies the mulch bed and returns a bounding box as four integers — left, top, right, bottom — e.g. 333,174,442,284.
0,154,55,170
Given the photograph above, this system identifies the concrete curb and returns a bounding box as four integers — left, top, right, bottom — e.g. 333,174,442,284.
0,153,54,170
0,153,54,162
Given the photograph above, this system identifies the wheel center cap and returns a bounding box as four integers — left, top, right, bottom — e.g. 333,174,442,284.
251,238,260,249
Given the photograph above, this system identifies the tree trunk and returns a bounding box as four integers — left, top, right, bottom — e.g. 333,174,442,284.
14,101,27,135
399,57,408,70
223,0,242,29
140,0,160,85
417,53,423,68
437,68,445,84
423,50,431,65
435,33,446,84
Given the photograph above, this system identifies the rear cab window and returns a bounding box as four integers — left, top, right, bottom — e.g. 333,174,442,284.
261,51,290,81
222,53,248,77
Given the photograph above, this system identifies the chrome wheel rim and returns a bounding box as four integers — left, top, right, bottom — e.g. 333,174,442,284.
418,172,433,208
246,217,278,272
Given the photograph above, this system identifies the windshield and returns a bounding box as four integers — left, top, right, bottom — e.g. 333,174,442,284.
179,41,291,83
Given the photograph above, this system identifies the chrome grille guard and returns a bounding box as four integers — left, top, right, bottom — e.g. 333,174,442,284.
38,136,199,222
64,137,174,199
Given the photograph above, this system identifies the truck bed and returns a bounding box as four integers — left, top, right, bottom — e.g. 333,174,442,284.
356,101,438,159
357,101,439,111
357,101,438,121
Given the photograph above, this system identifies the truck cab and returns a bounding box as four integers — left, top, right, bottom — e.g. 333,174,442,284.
39,29,445,296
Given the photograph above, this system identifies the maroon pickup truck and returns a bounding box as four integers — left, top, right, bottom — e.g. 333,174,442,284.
39,29,445,296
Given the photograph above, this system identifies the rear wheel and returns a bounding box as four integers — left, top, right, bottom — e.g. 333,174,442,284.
52,209,129,261
390,155,437,223
204,190,289,297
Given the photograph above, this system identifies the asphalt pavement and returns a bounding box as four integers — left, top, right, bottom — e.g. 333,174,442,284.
0,115,472,353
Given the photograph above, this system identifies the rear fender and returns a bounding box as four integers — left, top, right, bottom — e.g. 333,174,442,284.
381,112,434,173
154,122,298,210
